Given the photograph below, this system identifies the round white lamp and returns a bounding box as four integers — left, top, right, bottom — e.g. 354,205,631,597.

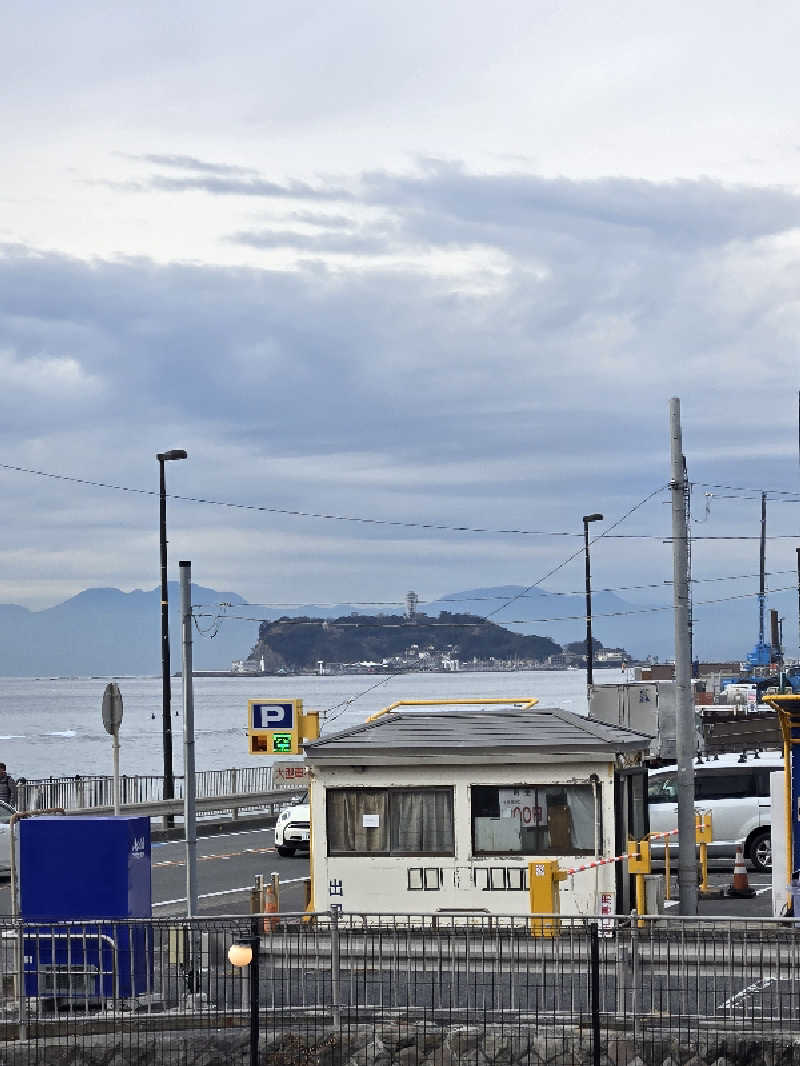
228,941,253,968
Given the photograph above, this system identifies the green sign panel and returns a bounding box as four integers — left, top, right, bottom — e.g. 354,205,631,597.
271,732,293,754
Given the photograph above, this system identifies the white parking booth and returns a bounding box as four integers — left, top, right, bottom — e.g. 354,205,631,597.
303,701,652,918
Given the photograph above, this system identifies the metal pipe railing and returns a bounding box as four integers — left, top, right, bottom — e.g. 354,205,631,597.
15,767,278,813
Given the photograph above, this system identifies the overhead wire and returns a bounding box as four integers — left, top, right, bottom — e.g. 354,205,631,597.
482,485,669,621
190,569,799,613
194,582,800,629
6,461,800,538
0,461,669,539
694,481,800,498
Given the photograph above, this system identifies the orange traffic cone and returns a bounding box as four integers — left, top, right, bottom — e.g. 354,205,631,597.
726,846,755,899
263,880,279,932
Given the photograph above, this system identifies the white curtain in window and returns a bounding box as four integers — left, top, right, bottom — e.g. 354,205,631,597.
327,789,388,853
390,790,454,853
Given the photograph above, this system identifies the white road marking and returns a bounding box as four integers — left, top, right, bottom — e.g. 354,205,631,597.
719,978,774,1009
153,886,252,907
153,844,277,869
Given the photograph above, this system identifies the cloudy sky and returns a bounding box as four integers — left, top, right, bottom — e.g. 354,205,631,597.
2,1,800,654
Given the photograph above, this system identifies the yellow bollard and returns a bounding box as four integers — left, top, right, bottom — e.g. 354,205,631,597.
695,811,720,898
627,838,651,927
528,859,567,937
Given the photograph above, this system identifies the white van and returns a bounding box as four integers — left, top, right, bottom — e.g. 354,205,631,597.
647,752,780,871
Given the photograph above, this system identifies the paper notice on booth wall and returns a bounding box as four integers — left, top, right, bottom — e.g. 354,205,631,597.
362,814,380,828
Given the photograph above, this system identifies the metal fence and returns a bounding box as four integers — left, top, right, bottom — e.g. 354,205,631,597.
16,767,275,812
2,912,800,1064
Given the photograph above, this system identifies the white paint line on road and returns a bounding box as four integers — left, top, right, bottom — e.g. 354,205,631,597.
152,825,276,849
153,844,278,869
719,978,774,1010
153,885,251,908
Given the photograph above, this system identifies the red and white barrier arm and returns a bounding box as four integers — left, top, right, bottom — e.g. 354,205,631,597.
565,828,679,879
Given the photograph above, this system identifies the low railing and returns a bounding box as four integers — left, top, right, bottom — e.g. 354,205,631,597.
15,767,276,813
1,912,800,1065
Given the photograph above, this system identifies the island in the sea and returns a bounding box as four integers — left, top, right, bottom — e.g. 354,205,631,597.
233,611,633,675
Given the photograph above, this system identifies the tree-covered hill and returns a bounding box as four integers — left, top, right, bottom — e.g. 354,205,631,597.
249,611,562,671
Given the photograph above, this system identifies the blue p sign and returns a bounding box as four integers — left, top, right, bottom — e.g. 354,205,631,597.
251,702,294,730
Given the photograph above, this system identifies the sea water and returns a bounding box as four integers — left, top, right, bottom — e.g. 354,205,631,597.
0,669,607,781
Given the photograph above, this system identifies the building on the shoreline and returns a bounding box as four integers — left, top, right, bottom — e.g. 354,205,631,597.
304,703,651,919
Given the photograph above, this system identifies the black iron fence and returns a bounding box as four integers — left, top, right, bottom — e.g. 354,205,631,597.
2,912,800,1064
15,767,275,812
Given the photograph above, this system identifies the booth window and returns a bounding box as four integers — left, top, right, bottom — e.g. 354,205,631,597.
327,787,454,856
471,784,596,856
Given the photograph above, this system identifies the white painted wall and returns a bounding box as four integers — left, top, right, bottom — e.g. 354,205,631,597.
309,758,619,918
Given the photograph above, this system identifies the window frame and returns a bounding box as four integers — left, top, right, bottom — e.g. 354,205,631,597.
647,772,678,803
470,782,600,858
326,785,455,857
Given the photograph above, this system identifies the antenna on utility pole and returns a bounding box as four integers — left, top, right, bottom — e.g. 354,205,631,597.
669,397,697,915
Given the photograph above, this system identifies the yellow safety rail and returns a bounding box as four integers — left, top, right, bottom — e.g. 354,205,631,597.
366,697,539,723
763,693,800,913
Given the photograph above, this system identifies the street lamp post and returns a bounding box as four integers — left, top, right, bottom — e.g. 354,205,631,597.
582,513,604,705
228,925,260,1066
158,449,187,811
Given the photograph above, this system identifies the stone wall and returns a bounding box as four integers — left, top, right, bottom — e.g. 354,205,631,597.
3,1021,800,1066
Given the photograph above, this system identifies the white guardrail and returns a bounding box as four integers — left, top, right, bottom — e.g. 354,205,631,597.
64,788,306,820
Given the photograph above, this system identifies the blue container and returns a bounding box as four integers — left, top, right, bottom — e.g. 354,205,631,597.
19,816,152,999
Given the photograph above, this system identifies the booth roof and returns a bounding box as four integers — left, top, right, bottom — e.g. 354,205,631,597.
303,705,652,763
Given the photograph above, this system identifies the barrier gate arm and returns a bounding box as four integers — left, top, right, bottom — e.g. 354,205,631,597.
538,812,713,933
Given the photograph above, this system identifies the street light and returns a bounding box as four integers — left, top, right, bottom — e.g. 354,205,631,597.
582,513,604,704
228,930,260,1066
158,449,187,812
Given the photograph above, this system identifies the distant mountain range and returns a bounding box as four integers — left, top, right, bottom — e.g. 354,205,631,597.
0,579,787,675
0,584,255,677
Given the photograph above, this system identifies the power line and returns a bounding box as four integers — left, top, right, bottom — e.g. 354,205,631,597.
197,569,798,612
694,481,800,498
483,486,668,621
194,582,800,629
0,461,669,539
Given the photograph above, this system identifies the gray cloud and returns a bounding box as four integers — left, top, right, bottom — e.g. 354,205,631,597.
359,166,800,249
136,153,259,176
1,164,799,617
288,212,360,229
229,229,394,255
138,155,800,250
148,174,353,201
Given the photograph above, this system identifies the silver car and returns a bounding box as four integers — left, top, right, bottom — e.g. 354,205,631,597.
648,752,780,872
0,800,13,876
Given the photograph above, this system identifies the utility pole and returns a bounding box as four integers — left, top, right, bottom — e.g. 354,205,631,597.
669,397,697,915
180,560,197,918
582,512,603,707
759,492,767,650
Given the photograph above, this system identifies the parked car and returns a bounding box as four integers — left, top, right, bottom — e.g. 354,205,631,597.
0,800,13,876
647,751,781,872
274,791,310,857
